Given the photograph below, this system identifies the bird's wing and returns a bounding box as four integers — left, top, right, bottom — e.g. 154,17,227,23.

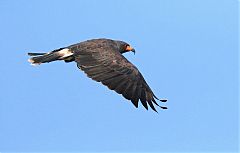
73,46,166,112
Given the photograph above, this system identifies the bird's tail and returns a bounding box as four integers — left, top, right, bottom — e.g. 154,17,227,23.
28,48,74,65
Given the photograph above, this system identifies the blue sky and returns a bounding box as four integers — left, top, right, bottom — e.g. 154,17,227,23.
0,0,238,152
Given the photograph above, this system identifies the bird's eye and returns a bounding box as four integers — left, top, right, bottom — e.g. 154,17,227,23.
125,44,130,50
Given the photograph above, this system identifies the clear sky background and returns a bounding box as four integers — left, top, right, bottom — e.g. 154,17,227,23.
0,0,238,152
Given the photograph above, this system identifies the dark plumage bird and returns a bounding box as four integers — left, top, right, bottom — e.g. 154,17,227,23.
28,38,167,112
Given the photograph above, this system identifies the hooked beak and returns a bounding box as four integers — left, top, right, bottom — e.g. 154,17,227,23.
131,48,135,55
126,46,136,55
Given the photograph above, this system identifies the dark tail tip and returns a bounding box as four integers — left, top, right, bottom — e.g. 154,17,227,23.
27,52,47,65
28,52,45,56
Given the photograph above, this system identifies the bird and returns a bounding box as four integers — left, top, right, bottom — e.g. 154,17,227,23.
28,38,167,112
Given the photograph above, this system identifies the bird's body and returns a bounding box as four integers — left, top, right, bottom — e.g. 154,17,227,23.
28,38,167,112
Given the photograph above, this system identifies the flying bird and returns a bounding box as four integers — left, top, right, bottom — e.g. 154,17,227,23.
28,38,167,112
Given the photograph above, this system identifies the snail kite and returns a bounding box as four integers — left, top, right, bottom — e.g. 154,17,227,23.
28,38,167,112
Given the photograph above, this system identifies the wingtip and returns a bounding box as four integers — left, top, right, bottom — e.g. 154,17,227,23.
131,99,139,108
160,106,168,109
160,99,168,102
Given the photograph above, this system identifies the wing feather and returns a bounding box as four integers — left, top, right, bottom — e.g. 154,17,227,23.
140,89,148,110
72,43,165,111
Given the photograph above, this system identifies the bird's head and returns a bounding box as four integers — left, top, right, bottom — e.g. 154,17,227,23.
115,40,135,54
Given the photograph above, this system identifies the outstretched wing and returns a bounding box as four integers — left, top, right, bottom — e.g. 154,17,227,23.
73,45,166,112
